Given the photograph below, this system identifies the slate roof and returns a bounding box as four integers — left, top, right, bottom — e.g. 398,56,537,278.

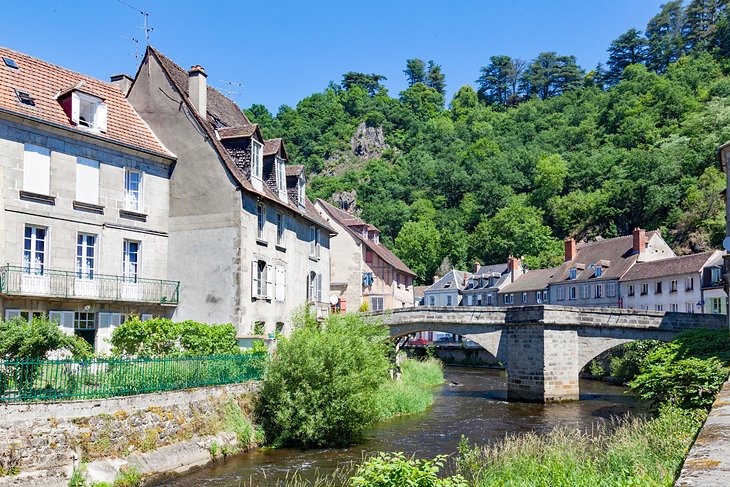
264,138,287,158
622,251,721,281
413,285,429,298
218,124,261,140
501,267,559,293
0,46,173,158
549,232,660,284
146,47,334,233
285,165,304,177
316,199,416,276
425,270,471,292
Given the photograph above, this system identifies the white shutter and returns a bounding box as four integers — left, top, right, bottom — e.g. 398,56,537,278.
275,267,285,302
316,273,323,303
251,260,259,298
97,313,112,354
50,311,75,336
96,102,108,132
23,144,50,194
98,312,111,329
76,157,100,204
4,309,21,320
71,92,80,124
141,314,153,321
266,264,274,299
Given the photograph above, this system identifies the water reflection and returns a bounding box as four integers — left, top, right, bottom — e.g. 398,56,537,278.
155,367,647,486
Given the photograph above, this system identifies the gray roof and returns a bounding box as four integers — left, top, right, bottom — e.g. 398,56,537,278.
622,251,721,281
500,267,559,293
425,270,471,293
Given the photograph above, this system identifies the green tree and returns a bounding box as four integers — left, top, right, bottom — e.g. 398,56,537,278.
532,154,568,208
395,220,443,284
426,60,446,95
404,58,427,86
521,52,584,100
606,28,648,84
0,316,91,359
646,0,686,73
342,72,388,96
684,0,728,51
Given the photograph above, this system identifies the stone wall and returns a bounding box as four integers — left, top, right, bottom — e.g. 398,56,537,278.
0,382,259,486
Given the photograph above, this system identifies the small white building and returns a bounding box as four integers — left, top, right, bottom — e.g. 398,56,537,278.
620,250,725,313
422,270,471,307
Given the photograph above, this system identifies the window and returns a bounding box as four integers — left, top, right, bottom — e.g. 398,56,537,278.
276,212,284,246
711,297,723,314
581,284,589,299
298,175,306,207
74,92,107,132
477,296,483,305
124,169,142,211
655,305,663,311
487,293,493,305
686,302,695,313
365,248,373,264
122,240,140,282
3,56,18,69
594,284,603,298
595,267,603,277
569,268,577,280
257,204,265,240
371,296,384,311
557,287,565,300
711,267,722,285
542,291,548,303
467,295,473,306
253,261,267,298
76,157,99,204
670,280,678,293
74,312,96,330
447,295,453,306
309,226,320,258
522,292,528,303
275,157,286,193
671,303,678,312
536,291,543,303
641,283,649,295
23,144,50,195
607,282,616,297
569,286,577,300
251,140,263,179
15,89,35,106
429,296,435,306
628,284,635,297
686,277,694,291
76,233,96,279
508,294,514,304
23,225,46,274
655,281,662,294
307,271,322,302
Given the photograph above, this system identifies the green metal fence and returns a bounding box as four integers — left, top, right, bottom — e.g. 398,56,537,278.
0,354,266,403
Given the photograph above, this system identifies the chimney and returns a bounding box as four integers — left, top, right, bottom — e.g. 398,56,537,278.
110,74,133,96
433,275,440,284
633,228,646,255
564,237,576,262
472,261,481,274
188,65,207,116
508,255,521,282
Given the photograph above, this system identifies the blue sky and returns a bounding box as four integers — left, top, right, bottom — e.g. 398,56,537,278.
4,0,666,113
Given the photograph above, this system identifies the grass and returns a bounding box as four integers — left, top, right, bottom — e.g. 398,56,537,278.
374,357,444,421
455,405,706,487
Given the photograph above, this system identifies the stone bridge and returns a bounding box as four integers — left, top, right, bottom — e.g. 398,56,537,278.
373,305,726,403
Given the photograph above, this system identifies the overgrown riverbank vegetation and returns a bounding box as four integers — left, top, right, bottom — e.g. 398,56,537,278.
255,312,444,447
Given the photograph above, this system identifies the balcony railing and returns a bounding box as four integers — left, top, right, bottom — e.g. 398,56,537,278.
0,266,179,305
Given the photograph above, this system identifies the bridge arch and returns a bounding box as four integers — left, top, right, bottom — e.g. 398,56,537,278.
389,323,506,364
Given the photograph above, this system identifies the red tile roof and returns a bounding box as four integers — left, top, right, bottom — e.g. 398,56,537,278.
0,46,173,158
317,199,416,276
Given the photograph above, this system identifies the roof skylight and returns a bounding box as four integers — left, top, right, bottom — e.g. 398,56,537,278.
3,57,18,69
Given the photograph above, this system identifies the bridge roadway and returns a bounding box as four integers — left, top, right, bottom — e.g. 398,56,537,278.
372,305,726,402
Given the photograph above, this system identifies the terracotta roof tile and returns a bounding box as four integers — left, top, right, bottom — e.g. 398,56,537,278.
0,46,173,158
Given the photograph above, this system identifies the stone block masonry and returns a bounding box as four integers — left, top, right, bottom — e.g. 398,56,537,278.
0,382,259,486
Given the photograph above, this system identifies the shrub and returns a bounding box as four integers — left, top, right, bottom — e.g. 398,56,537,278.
351,452,468,487
608,340,662,382
110,317,239,357
0,316,91,359
256,312,390,447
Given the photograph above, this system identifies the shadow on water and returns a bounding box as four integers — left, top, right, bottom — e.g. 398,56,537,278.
155,367,649,486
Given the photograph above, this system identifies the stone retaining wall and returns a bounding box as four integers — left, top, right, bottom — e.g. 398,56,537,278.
0,382,259,486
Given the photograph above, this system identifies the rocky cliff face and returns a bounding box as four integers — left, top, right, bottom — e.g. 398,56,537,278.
351,122,387,160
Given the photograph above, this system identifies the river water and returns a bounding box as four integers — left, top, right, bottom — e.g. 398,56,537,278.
156,367,647,486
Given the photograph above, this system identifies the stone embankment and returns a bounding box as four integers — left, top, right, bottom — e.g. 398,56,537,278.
676,378,730,486
0,382,259,486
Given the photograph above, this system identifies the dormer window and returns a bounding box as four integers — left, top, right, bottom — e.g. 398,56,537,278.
251,140,263,180
569,268,577,280
276,157,286,192
595,267,603,278
70,92,107,132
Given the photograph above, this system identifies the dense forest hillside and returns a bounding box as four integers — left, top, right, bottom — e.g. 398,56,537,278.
247,0,730,284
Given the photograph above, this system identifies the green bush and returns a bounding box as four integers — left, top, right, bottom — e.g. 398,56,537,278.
256,312,391,447
629,330,730,409
0,316,91,359
110,317,239,357
352,452,468,487
608,340,662,382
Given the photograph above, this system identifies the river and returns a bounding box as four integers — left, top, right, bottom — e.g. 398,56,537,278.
156,367,647,486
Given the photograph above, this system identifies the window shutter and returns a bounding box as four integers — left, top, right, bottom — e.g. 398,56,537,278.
76,157,100,204
111,313,123,327
251,260,259,298
98,312,111,328
23,144,51,195
275,267,285,302
316,273,323,303
50,311,75,336
71,92,80,123
266,264,274,299
5,309,21,320
96,103,108,132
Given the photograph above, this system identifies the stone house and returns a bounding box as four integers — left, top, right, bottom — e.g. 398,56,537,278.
422,270,470,307
498,266,558,307
548,228,675,308
126,47,334,338
314,199,415,311
0,46,178,352
461,257,525,306
620,250,724,313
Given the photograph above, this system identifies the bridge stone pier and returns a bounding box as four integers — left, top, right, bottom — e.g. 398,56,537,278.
375,306,726,403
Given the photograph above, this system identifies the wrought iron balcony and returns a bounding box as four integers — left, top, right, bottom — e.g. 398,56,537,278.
0,266,179,305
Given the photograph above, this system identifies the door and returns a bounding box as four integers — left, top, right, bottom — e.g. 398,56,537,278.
74,233,98,297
